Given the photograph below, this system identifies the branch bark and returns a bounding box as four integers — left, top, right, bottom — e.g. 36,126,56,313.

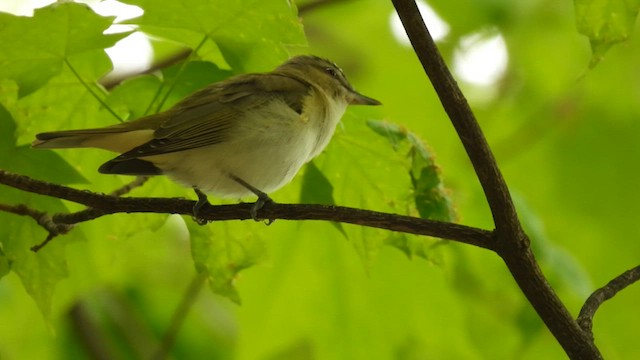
578,265,640,339
0,169,494,251
390,0,602,358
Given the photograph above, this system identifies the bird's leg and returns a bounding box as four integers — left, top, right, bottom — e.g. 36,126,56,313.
228,174,273,223
192,187,210,225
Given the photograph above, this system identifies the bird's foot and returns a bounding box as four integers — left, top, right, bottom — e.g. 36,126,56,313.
192,187,210,225
251,194,274,224
229,174,275,224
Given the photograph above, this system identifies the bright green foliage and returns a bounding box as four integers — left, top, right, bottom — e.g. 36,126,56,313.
0,103,84,319
0,0,639,359
300,161,337,206
123,0,307,71
300,161,347,236
189,221,268,304
367,119,456,222
0,2,128,97
365,119,455,260
574,0,640,66
0,0,304,323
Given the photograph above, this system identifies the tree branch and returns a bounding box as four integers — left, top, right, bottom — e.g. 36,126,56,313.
390,0,602,358
0,169,494,251
578,265,640,339
390,0,521,239
0,176,151,251
0,203,72,236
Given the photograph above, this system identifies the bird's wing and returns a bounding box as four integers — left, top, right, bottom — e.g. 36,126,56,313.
113,73,310,160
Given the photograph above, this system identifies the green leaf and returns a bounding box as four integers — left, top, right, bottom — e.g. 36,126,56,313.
0,2,128,97
122,0,307,71
300,161,346,237
384,233,448,261
156,60,234,112
0,99,18,152
0,102,85,183
189,222,267,304
513,193,593,299
0,102,82,318
0,243,9,280
106,60,233,118
105,74,163,121
367,120,456,222
300,161,336,205
12,50,117,146
9,231,69,321
574,0,640,67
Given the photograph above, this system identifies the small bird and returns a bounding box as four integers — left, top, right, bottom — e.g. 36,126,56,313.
33,55,381,220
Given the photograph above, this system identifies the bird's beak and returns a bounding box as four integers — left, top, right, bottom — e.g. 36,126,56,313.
348,90,381,106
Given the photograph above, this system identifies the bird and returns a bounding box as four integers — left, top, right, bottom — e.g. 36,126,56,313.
33,55,381,221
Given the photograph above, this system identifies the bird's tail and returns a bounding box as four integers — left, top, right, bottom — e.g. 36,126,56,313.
32,128,154,153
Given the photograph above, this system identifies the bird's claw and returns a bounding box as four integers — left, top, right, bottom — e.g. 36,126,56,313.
250,195,274,225
192,187,210,225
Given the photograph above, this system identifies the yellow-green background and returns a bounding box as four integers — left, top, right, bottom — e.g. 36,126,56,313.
0,0,638,359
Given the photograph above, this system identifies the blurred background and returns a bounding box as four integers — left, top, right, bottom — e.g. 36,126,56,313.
0,0,639,359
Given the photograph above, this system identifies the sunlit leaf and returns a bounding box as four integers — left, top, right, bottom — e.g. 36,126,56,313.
0,2,128,97
12,50,120,145
367,119,456,222
574,0,640,67
1,0,640,358
189,222,267,304
122,0,306,71
0,103,81,318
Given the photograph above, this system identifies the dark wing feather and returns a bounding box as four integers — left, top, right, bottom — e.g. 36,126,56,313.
112,73,310,161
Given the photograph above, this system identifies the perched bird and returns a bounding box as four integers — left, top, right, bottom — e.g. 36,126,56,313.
33,55,381,220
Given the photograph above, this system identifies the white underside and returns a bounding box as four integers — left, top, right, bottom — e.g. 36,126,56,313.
146,96,348,198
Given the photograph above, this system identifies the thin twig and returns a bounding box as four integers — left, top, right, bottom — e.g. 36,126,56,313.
578,265,640,339
100,49,192,90
110,176,149,197
65,59,123,123
0,169,494,250
390,1,601,358
0,203,73,250
149,36,209,115
0,176,151,252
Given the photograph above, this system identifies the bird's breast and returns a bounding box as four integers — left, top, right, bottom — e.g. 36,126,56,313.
147,97,347,198
304,94,348,161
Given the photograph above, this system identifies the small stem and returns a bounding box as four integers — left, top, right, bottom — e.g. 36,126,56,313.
109,176,149,197
0,176,151,252
578,265,640,339
146,35,209,115
65,59,123,122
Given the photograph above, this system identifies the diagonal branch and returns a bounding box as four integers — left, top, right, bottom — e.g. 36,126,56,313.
578,265,640,339
0,169,494,250
390,0,602,358
390,0,521,240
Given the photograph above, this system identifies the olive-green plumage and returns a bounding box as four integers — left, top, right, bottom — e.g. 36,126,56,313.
34,55,380,215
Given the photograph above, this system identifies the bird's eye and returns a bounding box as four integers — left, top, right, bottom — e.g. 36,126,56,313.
325,67,339,78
